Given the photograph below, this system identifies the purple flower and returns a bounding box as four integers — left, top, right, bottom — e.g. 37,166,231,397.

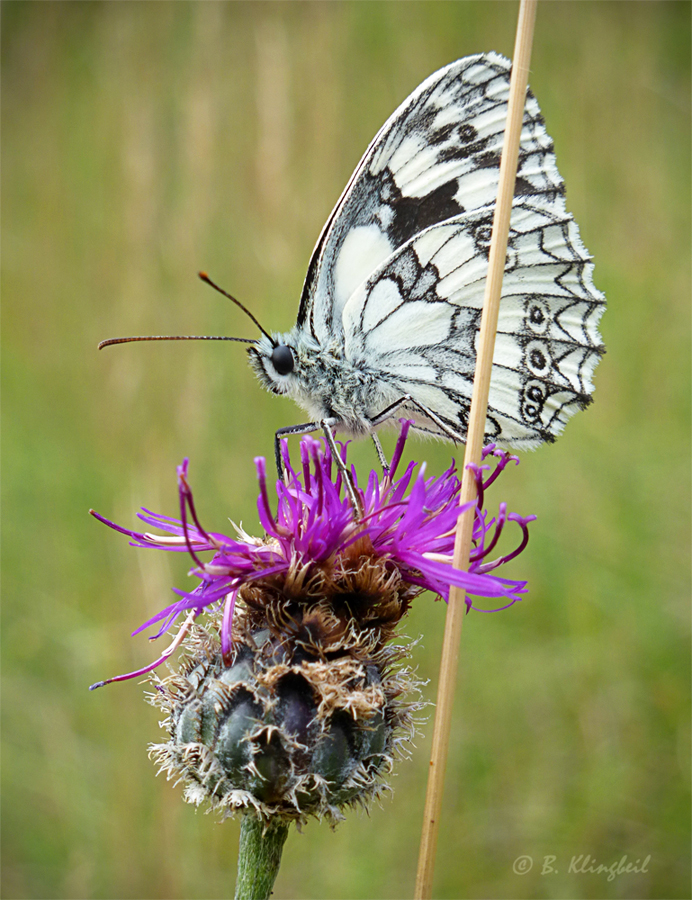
90,422,535,689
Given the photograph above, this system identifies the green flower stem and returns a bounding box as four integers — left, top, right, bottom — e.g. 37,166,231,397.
234,814,290,900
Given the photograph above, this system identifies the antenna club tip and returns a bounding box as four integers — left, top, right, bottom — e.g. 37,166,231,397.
198,271,209,280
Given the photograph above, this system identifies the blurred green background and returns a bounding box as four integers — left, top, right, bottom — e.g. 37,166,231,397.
3,2,690,898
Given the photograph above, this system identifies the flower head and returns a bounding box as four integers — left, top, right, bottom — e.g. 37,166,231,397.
90,421,535,690
90,423,535,822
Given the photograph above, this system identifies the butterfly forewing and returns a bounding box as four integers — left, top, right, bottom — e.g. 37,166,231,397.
298,55,567,341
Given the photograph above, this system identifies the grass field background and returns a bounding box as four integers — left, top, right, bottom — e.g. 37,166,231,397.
3,2,690,898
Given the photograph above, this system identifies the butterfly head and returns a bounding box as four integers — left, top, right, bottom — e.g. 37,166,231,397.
247,333,299,396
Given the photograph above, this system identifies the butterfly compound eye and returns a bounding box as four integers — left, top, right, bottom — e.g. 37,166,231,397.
270,344,294,376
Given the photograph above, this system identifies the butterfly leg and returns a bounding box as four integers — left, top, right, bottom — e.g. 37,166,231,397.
319,419,363,517
370,433,390,475
368,395,464,444
274,418,363,516
274,421,322,477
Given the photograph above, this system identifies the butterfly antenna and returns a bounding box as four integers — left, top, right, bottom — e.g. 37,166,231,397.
98,335,258,350
198,272,274,344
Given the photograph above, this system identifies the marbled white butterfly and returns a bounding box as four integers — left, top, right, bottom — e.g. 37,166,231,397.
101,53,605,475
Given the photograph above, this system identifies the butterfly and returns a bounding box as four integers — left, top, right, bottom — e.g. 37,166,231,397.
101,53,605,484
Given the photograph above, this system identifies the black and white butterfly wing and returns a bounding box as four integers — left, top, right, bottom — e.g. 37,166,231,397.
295,52,604,446
342,199,604,447
299,53,561,341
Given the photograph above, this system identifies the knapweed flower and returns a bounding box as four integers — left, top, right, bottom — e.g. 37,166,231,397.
90,422,535,821
92,422,533,682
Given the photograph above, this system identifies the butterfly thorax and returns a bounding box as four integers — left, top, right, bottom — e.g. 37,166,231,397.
248,330,392,435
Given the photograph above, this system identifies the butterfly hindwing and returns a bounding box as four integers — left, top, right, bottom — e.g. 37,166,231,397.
342,198,605,447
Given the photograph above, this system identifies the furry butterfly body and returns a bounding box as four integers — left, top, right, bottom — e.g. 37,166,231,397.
247,52,605,455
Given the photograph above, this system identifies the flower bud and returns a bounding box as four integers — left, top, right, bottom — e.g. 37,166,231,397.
149,603,424,823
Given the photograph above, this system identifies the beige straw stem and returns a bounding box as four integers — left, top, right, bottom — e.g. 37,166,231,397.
414,2,537,896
